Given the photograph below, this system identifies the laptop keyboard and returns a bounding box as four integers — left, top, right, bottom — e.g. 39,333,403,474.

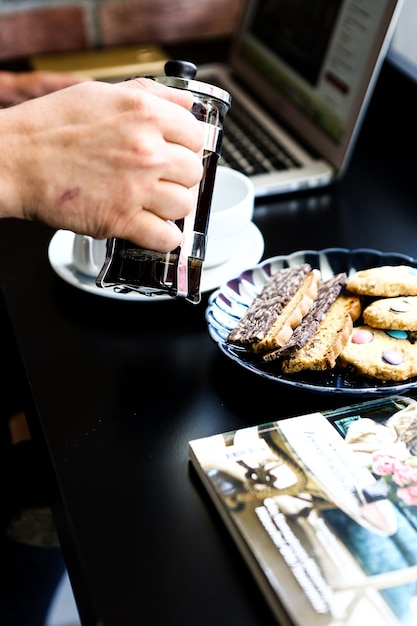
218,95,302,176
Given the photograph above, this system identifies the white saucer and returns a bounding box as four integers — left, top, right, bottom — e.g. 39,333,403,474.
47,224,265,302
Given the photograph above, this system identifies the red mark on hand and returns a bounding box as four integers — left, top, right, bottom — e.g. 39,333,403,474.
59,188,80,204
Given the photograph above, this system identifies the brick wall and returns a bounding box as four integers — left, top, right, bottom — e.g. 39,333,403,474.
0,0,243,62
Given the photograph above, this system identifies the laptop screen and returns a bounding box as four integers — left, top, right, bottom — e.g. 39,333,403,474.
230,0,402,169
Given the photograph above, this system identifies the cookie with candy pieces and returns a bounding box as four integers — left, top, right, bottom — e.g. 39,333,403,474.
345,265,417,297
338,325,417,381
363,296,417,331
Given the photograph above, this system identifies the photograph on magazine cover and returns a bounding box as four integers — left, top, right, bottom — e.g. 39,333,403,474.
189,395,417,626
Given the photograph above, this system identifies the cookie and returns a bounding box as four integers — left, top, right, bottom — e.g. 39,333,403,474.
338,325,417,381
226,264,321,352
345,265,417,297
363,296,417,331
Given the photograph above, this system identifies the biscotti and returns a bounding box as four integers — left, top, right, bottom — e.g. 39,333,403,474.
280,293,362,372
263,272,348,362
226,264,321,352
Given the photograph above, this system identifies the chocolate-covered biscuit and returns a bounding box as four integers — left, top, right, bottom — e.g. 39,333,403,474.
226,264,321,351
263,273,348,361
280,293,362,372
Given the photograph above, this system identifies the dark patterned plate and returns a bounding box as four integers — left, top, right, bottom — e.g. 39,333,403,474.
206,248,417,395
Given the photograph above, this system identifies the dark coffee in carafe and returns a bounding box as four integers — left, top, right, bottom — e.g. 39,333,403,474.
96,60,231,304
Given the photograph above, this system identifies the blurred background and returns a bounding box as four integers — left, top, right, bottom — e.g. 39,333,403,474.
0,0,415,84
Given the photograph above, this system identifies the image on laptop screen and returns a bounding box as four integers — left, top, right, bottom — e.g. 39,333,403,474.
197,0,401,196
231,0,401,165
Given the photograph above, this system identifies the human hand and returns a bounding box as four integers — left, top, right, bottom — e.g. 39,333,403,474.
0,78,204,252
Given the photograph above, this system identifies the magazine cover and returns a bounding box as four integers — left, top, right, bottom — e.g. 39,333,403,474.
189,395,417,626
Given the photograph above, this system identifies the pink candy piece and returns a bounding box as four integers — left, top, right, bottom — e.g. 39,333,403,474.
351,330,374,344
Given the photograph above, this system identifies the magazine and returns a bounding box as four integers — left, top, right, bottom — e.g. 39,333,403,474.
189,395,417,626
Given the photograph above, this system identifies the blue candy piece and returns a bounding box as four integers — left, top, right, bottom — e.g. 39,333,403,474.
385,329,408,340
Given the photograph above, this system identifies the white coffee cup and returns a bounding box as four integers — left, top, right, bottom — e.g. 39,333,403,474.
205,166,255,268
72,234,106,277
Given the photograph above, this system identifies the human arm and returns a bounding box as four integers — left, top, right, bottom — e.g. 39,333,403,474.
0,70,90,106
0,78,204,252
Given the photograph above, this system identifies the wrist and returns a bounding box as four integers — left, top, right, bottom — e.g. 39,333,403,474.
0,108,27,220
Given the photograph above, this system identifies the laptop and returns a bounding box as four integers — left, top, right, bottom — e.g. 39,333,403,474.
197,0,403,197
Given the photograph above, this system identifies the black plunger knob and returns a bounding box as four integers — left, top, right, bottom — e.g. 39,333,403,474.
164,60,197,79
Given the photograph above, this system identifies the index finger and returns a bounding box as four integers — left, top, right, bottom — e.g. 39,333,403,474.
124,78,204,154
124,76,194,111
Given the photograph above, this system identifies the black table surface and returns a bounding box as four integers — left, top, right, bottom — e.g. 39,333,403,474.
1,45,417,626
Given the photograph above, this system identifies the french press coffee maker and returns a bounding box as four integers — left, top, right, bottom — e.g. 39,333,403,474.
96,60,231,304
